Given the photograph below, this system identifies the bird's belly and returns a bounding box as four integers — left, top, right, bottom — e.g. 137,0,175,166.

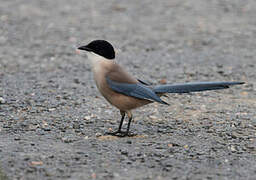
101,89,151,111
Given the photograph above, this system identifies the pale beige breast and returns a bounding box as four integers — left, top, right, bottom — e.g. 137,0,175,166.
92,60,152,111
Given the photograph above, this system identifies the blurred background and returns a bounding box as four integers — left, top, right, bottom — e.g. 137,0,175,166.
0,0,255,179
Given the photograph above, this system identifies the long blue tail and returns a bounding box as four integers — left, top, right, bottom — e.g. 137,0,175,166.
153,81,244,93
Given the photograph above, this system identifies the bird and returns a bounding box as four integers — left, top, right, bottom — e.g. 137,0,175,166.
77,40,244,137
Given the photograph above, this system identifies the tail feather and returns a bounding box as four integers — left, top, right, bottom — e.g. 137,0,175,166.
153,81,244,93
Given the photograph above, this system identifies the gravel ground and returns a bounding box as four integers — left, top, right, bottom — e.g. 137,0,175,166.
0,0,256,179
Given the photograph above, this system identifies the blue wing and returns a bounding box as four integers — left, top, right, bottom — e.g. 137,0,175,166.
106,77,168,105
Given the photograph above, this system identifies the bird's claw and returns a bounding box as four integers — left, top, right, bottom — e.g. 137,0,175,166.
106,130,136,137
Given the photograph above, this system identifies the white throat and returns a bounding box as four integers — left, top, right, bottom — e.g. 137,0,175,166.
86,52,110,73
87,52,102,65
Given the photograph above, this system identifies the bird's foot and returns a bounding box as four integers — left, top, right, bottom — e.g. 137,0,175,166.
105,130,136,137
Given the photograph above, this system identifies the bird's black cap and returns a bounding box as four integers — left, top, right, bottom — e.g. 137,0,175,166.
78,40,115,59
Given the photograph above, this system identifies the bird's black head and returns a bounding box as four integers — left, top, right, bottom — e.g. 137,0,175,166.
78,40,115,60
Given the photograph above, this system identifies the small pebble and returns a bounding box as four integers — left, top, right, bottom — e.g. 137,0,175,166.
14,137,21,141
48,108,56,111
230,145,237,152
84,116,91,120
74,78,80,84
95,132,102,137
0,97,6,104
149,115,158,120
62,136,76,143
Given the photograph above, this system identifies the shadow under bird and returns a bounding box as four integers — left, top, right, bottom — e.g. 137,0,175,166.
78,40,244,137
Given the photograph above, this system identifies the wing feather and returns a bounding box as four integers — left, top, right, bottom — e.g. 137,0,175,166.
106,77,168,105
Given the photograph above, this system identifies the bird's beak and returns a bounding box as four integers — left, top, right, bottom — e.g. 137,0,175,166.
77,45,92,52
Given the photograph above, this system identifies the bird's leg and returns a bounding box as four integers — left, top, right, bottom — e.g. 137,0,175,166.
120,111,136,137
126,111,133,135
117,111,125,133
106,111,125,136
107,111,136,137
